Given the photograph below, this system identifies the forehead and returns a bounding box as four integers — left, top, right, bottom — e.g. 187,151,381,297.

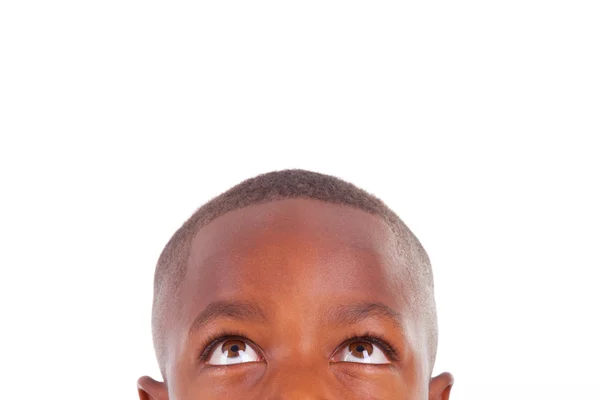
181,199,412,316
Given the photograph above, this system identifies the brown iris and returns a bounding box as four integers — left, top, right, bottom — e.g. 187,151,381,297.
221,340,246,357
349,342,373,358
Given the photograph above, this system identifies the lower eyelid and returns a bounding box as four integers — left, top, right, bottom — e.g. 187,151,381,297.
203,361,266,375
329,361,397,375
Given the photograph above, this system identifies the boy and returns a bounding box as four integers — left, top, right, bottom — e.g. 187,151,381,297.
137,169,453,399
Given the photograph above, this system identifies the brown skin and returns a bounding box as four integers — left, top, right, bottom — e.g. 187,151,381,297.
138,198,453,399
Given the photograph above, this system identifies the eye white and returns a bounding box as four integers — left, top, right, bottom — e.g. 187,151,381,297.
206,340,261,365
339,343,390,364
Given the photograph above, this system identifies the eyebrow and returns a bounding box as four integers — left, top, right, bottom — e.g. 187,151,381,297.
326,302,405,330
188,300,268,337
188,300,404,338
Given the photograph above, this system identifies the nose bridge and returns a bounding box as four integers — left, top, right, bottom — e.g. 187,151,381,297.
256,290,338,399
259,358,336,400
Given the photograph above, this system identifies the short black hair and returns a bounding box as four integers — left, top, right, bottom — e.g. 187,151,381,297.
151,168,438,379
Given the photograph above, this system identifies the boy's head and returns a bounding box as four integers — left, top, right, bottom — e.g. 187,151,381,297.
138,169,453,399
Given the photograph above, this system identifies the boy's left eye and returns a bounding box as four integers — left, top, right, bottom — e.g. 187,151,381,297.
331,341,391,364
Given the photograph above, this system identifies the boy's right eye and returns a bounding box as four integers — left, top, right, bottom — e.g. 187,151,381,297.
206,339,262,365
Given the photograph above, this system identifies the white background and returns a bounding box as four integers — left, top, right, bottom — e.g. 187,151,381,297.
1,1,599,399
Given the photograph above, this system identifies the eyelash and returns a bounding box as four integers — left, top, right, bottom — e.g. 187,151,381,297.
198,330,400,362
199,329,252,361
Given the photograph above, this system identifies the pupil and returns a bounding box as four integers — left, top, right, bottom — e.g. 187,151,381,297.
230,344,240,353
356,345,365,353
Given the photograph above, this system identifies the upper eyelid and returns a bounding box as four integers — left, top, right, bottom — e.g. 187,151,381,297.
200,334,262,361
334,336,399,361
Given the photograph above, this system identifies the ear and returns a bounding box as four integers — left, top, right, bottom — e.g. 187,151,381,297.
429,372,454,400
137,376,169,400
